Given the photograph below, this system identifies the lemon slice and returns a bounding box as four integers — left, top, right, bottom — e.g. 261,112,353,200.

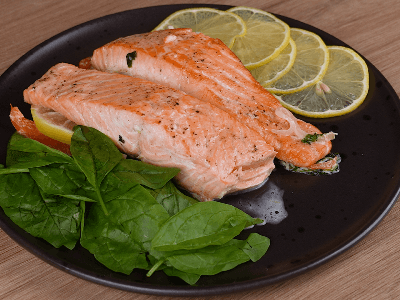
153,7,246,48
250,38,297,86
264,28,329,94
31,105,76,144
274,46,369,118
227,6,290,69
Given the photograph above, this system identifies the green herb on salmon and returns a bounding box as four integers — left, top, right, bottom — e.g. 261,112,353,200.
126,51,137,68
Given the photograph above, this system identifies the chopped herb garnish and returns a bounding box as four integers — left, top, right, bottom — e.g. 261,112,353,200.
301,133,324,144
279,153,341,176
126,51,137,68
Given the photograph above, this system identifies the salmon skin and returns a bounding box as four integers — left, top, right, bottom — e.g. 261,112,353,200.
90,28,333,167
23,63,276,201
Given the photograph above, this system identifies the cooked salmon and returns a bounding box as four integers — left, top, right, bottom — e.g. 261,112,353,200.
23,63,276,201
90,28,333,167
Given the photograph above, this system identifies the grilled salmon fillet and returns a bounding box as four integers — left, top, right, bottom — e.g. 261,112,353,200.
90,28,333,167
23,63,276,201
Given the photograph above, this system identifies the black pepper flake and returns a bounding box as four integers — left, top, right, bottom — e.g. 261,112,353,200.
118,135,125,144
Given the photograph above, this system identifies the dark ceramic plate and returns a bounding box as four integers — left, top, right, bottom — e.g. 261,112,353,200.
0,4,400,297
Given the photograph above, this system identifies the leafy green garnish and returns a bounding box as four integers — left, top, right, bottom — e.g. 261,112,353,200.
112,158,180,189
164,234,269,275
0,126,270,285
149,181,198,216
80,183,170,274
0,172,81,249
126,51,137,68
280,153,341,175
71,126,124,215
6,131,72,167
151,201,262,251
301,133,324,144
147,233,270,280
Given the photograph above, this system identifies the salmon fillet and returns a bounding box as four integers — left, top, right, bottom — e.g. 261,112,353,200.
23,63,276,201
90,28,333,167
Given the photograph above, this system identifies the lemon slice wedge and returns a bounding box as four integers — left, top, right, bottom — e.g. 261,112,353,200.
250,38,297,86
264,28,329,94
31,105,75,144
153,7,246,48
227,6,290,69
274,46,369,118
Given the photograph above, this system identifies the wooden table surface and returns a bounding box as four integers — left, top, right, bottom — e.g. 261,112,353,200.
1,0,400,299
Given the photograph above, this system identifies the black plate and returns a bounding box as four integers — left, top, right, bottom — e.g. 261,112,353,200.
0,4,400,297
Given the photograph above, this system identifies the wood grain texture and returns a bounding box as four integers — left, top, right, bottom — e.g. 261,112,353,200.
1,1,399,299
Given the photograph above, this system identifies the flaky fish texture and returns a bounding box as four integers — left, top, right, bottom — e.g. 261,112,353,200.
23,63,276,201
90,28,333,167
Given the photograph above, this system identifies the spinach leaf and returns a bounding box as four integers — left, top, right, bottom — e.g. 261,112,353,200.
81,204,147,275
26,160,97,203
158,233,270,284
147,252,200,285
0,173,81,249
242,233,271,262
149,181,198,216
29,164,83,196
113,158,180,189
81,183,170,274
6,132,72,167
165,239,249,276
163,267,201,285
70,126,123,215
97,170,138,203
151,201,262,251
164,233,270,276
0,167,29,175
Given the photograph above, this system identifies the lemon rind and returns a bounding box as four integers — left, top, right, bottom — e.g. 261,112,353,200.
31,107,73,144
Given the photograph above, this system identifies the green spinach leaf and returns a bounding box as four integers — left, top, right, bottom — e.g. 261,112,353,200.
70,126,123,215
0,173,81,249
81,183,170,274
0,167,29,175
29,164,83,196
163,267,201,285
6,132,72,167
151,201,262,251
112,158,180,189
164,233,270,276
149,181,198,216
242,232,271,262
